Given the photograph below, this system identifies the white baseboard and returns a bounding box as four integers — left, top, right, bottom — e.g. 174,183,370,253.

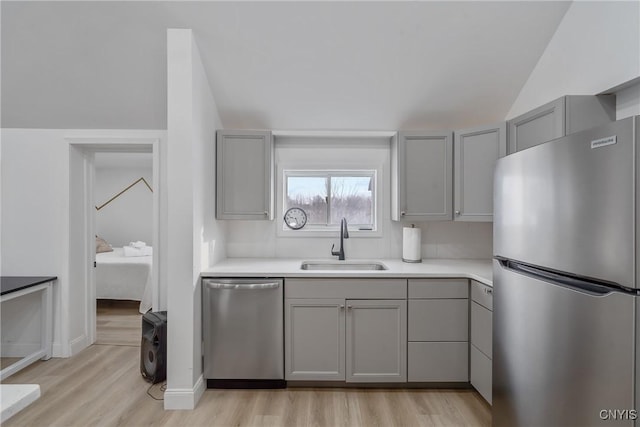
69,334,90,356
52,342,66,358
2,342,68,358
0,343,40,358
164,375,205,410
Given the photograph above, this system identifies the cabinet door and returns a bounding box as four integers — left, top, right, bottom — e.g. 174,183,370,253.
471,301,492,358
471,280,493,311
565,95,615,135
408,299,468,342
508,97,565,154
471,344,492,404
408,342,469,382
454,123,507,221
393,131,453,221
216,130,273,219
408,278,468,299
346,300,407,382
285,299,345,381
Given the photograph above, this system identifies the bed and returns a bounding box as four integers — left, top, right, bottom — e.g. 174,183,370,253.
95,247,152,314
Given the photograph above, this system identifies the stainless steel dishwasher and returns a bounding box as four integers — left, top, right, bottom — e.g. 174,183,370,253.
202,278,285,388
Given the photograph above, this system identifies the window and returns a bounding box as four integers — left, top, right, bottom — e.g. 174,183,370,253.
284,170,376,231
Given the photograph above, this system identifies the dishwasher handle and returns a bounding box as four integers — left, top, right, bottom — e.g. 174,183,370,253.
203,280,280,290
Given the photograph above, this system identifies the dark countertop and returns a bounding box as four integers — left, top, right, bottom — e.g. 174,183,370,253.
1,276,57,296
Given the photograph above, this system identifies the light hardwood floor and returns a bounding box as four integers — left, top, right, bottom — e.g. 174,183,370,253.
3,301,491,427
96,299,143,346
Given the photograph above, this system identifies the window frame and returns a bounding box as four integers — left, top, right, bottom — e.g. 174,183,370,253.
280,169,379,236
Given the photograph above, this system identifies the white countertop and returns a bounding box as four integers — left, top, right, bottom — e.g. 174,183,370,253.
201,258,493,286
0,384,41,423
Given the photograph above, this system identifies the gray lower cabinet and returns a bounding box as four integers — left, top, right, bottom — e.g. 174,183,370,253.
346,299,407,382
407,279,469,382
392,131,453,221
285,299,345,381
453,122,507,222
470,346,492,404
285,279,407,383
216,130,273,219
409,342,469,382
470,280,493,404
507,95,615,154
285,298,407,382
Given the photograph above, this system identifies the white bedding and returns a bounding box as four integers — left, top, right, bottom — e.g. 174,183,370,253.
96,247,152,313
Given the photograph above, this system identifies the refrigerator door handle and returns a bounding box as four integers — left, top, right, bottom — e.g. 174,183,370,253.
496,258,626,296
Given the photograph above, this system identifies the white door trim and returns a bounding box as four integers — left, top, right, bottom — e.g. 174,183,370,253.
67,134,161,354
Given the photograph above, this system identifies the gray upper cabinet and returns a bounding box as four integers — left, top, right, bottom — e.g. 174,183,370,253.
454,122,507,222
507,95,615,154
216,130,273,220
392,131,453,221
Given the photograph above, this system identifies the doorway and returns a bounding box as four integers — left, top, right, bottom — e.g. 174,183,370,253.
68,136,160,355
94,152,153,345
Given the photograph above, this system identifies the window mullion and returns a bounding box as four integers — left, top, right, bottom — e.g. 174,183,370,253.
326,175,331,226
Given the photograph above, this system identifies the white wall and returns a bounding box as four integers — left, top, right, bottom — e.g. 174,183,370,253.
0,129,166,357
2,129,72,357
226,136,492,260
227,220,492,260
95,164,153,248
507,1,640,119
165,28,226,410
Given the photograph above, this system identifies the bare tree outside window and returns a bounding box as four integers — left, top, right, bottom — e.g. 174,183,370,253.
285,171,375,230
330,176,372,225
286,176,327,224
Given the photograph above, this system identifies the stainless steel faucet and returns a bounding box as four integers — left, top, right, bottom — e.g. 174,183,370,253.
331,218,350,260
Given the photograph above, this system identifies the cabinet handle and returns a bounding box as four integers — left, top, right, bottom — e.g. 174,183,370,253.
340,305,345,310
263,211,269,216
347,305,352,309
400,211,406,216
485,288,493,295
455,210,461,216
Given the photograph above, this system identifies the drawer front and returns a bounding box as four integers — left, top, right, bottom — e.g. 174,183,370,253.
285,278,407,299
408,299,468,341
408,342,468,382
471,280,493,310
408,279,468,299
471,301,492,358
471,344,492,404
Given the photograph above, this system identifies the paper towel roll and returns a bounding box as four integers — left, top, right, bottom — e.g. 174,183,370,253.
402,226,422,263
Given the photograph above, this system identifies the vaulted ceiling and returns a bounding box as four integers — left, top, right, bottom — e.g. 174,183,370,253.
1,1,573,130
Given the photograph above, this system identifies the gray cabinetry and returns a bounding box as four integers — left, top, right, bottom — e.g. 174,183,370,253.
470,280,493,404
507,95,615,154
346,299,407,382
454,123,507,221
407,279,469,382
284,279,407,383
285,299,345,381
216,130,273,219
392,131,453,221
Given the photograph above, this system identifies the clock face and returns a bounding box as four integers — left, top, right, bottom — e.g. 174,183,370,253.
284,207,308,230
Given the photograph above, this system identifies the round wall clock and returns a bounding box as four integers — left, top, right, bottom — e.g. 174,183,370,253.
284,207,308,230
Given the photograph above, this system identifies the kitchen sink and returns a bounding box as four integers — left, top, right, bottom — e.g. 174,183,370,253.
300,261,388,271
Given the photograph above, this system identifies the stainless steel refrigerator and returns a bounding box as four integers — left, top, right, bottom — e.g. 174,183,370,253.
493,116,640,427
